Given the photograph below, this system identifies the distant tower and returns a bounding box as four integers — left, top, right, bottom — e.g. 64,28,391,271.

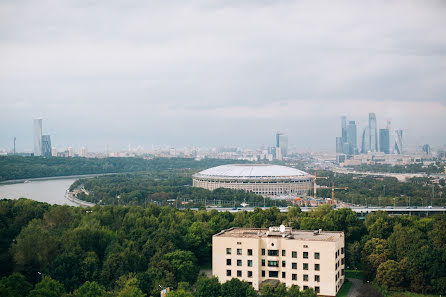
394,130,403,154
361,127,370,154
379,129,390,154
13,136,16,155
368,113,378,152
42,135,52,157
346,121,357,155
341,116,347,144
275,132,288,158
33,119,43,156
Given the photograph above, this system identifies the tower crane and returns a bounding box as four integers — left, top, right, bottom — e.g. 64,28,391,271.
330,182,349,205
313,172,328,201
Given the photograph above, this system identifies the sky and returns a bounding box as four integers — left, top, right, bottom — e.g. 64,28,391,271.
1,0,446,152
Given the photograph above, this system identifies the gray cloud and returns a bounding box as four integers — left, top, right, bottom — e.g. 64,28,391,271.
1,0,446,151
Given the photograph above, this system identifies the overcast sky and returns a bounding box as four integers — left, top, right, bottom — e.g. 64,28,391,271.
1,0,446,152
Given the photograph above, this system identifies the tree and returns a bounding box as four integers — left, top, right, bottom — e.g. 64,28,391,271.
115,277,145,297
164,250,199,284
376,260,405,291
194,276,221,297
221,278,257,297
166,289,193,297
286,285,301,297
0,273,32,297
28,276,65,297
75,281,106,297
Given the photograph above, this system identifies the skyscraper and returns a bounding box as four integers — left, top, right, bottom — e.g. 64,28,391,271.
394,130,403,154
379,128,390,154
33,119,42,156
369,113,378,152
276,133,288,157
42,135,52,157
336,137,343,154
341,116,347,143
346,121,357,154
361,127,370,154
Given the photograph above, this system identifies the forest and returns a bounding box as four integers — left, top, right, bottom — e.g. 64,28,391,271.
0,156,244,181
0,199,445,296
345,163,445,175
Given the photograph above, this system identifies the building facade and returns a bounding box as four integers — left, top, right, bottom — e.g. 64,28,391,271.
42,135,52,157
369,113,378,153
379,129,390,154
213,227,345,296
33,119,43,156
193,164,313,197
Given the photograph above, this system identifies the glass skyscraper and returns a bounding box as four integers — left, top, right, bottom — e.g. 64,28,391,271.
394,130,403,154
369,113,378,152
42,135,52,158
379,128,390,154
33,119,42,156
346,121,357,154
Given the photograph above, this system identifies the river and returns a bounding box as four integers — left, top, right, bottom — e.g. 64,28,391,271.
0,178,79,206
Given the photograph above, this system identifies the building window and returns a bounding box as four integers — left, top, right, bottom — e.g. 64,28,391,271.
282,250,286,256
314,252,320,259
237,248,242,255
248,249,253,256
292,251,297,258
262,249,266,256
341,247,344,254
268,260,279,267
303,245,308,248
237,260,242,266
303,286,308,290
303,274,308,281
341,258,345,265
292,262,297,269
292,274,297,280
226,248,231,255
262,270,265,277
282,272,286,278
282,261,286,267
248,260,252,267
303,252,308,259
226,259,231,266
237,242,241,245
269,271,279,278
248,271,252,278
342,269,345,276
315,263,320,271
315,287,320,293
268,250,279,256
315,275,320,282
303,263,308,270
226,270,231,276
237,270,242,277
262,259,265,267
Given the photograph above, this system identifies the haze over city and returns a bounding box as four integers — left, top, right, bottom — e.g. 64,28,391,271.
1,0,446,152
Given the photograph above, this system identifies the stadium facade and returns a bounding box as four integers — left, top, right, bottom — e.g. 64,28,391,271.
192,164,312,197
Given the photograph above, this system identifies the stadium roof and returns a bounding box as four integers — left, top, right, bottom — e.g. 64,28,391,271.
193,164,311,178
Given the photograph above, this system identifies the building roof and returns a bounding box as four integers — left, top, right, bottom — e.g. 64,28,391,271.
214,227,344,242
193,164,311,179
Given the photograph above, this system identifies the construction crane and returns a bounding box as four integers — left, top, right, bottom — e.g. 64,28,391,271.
330,182,349,205
313,172,328,201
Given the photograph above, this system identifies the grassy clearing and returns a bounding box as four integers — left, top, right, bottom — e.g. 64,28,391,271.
345,270,363,280
373,283,440,297
336,279,353,297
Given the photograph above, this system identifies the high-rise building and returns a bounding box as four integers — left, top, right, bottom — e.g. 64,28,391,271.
335,137,343,154
341,116,347,144
51,147,57,157
213,227,345,296
346,121,357,155
368,113,378,152
422,144,430,155
276,133,288,158
42,135,52,157
379,129,390,154
80,146,88,158
361,127,370,154
68,147,75,157
394,130,403,154
33,119,43,156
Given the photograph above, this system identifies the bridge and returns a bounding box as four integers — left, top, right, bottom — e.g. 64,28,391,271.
203,206,446,217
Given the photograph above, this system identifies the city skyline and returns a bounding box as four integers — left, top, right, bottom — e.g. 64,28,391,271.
1,0,446,152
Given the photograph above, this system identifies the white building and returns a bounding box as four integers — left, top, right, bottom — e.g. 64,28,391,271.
213,227,345,296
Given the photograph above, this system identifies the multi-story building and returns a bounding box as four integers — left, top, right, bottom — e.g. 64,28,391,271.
41,135,52,157
379,128,390,154
369,113,378,152
213,226,345,296
33,119,43,156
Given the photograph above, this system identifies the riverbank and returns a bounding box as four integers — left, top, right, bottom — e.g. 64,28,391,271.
64,189,96,208
0,173,117,185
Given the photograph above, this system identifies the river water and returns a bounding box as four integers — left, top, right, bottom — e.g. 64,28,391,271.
0,178,78,206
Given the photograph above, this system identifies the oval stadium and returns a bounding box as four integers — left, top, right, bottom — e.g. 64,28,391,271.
192,164,312,197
